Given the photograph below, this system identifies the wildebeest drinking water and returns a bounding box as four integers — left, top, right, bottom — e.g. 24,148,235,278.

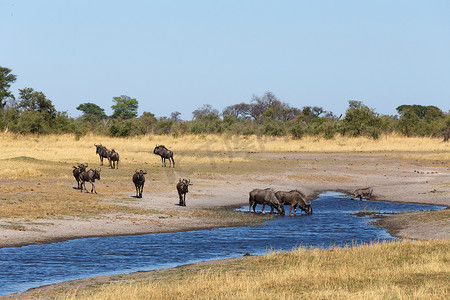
249,188,285,215
153,145,175,167
108,149,119,169
72,163,88,189
350,187,373,200
79,169,101,194
275,190,312,215
132,169,147,198
94,144,109,166
176,178,191,206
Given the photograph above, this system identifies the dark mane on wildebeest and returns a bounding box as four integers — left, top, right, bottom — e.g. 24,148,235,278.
153,144,175,168
132,169,147,198
94,144,109,166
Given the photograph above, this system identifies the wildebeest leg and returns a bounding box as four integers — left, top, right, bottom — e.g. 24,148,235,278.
182,194,186,206
116,161,119,169
261,203,267,213
100,156,103,166
161,157,164,167
171,157,175,168
252,203,257,213
90,181,96,194
140,183,144,198
288,205,294,215
293,206,297,216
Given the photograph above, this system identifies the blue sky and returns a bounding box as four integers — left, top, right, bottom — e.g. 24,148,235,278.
2,0,449,119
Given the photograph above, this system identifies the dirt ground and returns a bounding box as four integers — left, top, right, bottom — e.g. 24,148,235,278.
1,152,448,248
0,151,449,299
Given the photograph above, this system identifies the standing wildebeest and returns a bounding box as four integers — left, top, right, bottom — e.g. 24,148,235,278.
132,169,147,198
176,178,191,206
350,187,373,200
153,145,175,168
275,190,312,215
79,169,101,194
249,188,285,215
72,163,88,189
108,149,119,169
94,144,109,166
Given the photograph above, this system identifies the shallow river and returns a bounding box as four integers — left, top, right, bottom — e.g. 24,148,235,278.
0,192,444,296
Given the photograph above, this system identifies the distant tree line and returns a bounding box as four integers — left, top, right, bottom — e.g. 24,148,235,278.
1,66,449,140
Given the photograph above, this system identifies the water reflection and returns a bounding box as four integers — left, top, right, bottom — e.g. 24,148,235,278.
0,193,444,296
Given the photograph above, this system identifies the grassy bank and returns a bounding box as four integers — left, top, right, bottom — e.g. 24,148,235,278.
44,240,448,299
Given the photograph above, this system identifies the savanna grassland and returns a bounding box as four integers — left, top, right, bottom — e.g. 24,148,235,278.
0,133,449,299
50,240,448,300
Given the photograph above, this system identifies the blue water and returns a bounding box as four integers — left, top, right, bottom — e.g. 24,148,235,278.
0,192,445,296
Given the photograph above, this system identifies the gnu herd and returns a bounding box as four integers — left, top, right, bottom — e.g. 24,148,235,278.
72,143,373,214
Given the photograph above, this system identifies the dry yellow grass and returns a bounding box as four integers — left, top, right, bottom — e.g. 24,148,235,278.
0,133,448,164
57,240,449,300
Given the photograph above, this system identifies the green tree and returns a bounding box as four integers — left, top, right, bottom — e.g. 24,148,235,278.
396,105,445,136
76,102,107,122
0,67,17,132
18,88,56,116
111,95,138,119
340,100,382,139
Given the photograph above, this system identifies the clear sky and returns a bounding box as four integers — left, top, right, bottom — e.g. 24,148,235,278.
2,0,449,119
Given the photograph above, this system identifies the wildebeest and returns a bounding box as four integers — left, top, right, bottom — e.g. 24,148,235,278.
79,169,101,194
72,163,88,189
94,144,109,166
108,149,119,169
153,145,175,168
249,188,285,215
176,178,191,206
350,187,373,200
275,190,312,215
132,169,147,198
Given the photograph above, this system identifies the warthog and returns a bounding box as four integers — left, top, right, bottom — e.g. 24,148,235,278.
350,187,373,200
275,190,312,215
79,169,101,194
94,144,109,166
176,178,191,206
72,163,88,189
249,188,284,215
132,169,147,198
154,145,175,168
108,149,119,169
